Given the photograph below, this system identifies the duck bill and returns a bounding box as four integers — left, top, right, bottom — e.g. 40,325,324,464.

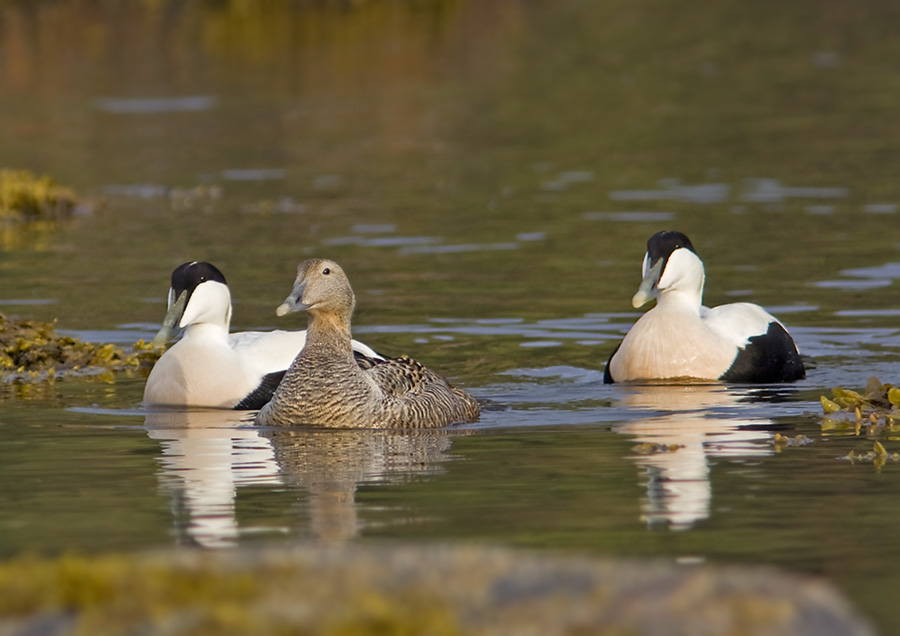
151,290,188,347
275,280,310,317
631,259,663,308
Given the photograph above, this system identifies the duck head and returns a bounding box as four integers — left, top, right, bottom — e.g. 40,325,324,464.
632,231,705,308
276,259,356,321
151,261,231,346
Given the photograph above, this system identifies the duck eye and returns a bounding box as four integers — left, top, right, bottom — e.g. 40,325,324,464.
322,268,331,275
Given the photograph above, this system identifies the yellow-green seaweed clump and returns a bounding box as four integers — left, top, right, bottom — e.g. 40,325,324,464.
820,377,900,447
0,170,77,223
820,377,900,423
772,433,813,451
0,313,160,384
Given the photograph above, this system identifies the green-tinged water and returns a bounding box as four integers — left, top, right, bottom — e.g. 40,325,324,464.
1,0,900,633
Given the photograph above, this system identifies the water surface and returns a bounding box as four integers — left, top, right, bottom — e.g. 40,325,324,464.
1,1,900,633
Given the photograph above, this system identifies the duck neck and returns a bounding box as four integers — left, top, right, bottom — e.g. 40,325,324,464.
656,252,706,313
656,286,704,313
304,311,354,359
182,321,230,341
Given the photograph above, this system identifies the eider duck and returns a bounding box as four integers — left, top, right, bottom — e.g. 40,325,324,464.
143,261,382,409
255,259,480,428
604,231,805,384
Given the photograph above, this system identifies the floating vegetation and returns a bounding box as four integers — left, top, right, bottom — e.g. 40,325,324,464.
632,442,685,454
820,378,900,469
773,433,813,449
820,377,900,439
241,196,306,215
820,376,900,415
0,313,161,385
839,442,900,471
0,170,77,223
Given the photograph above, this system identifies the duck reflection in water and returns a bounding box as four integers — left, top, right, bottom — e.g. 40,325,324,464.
143,409,456,547
612,383,783,530
144,409,282,549
260,427,456,542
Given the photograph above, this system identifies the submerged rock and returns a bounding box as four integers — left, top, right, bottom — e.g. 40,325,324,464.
0,313,160,384
0,545,874,636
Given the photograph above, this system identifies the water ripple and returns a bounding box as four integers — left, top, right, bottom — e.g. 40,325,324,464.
94,96,217,114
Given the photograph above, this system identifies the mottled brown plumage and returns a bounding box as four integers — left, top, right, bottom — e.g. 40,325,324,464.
255,259,480,428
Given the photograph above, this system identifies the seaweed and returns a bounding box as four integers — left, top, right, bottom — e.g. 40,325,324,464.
819,377,900,469
819,377,900,434
0,170,77,223
0,313,161,385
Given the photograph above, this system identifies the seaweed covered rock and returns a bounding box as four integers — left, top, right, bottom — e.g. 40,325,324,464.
0,170,77,223
0,545,876,636
0,313,160,383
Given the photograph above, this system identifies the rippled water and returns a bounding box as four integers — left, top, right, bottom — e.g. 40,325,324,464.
2,1,900,633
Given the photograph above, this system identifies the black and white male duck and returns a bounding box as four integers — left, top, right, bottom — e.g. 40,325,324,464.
604,231,805,384
255,259,480,428
143,261,382,409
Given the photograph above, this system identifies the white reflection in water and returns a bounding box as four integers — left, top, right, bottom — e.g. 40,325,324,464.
540,170,594,191
863,203,897,214
0,298,57,306
94,96,216,113
582,211,676,222
144,409,455,547
610,181,730,204
322,229,544,254
813,261,900,291
607,178,850,205
740,179,848,203
812,279,892,290
399,241,520,254
103,184,169,198
144,409,280,549
840,263,900,279
352,224,396,234
221,168,286,181
322,235,439,247
612,384,774,531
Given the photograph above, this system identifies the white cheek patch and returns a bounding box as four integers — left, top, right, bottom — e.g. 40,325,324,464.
656,249,701,291
180,281,231,327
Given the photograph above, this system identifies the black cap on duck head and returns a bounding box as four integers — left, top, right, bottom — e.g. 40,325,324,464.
632,231,700,308
171,261,228,304
646,231,697,267
151,261,230,347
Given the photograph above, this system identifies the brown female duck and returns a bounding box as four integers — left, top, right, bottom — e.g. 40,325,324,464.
255,259,480,428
